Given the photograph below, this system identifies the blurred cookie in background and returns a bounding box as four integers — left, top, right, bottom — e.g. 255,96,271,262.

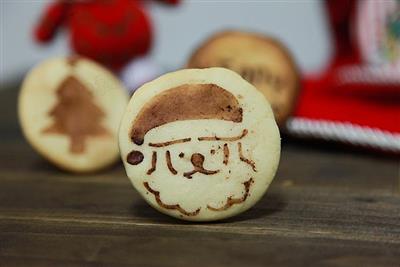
187,30,300,127
19,57,129,173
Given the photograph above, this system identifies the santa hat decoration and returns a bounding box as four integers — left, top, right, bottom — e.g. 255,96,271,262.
287,0,400,154
34,0,180,70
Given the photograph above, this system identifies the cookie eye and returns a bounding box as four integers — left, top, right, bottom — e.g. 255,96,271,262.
127,150,144,165
179,152,185,158
210,149,216,155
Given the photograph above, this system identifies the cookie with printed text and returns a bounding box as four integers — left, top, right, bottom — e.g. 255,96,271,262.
187,31,300,126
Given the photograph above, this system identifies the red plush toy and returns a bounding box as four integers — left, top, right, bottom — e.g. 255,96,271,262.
34,0,179,70
288,0,400,154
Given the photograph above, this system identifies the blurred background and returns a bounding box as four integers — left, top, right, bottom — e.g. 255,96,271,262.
1,0,331,84
0,0,399,154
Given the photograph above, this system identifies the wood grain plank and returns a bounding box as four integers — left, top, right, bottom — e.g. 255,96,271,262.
1,170,399,242
1,86,399,266
1,219,399,267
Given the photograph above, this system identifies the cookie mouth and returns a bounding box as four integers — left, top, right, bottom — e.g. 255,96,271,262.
183,153,220,179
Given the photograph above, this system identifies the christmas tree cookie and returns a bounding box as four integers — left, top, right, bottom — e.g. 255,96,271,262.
19,57,128,172
119,68,281,221
187,31,300,126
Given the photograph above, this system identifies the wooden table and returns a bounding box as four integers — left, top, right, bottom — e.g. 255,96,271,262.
0,86,399,267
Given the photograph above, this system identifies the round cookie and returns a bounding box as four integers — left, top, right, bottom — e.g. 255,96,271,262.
19,56,129,173
119,68,281,221
187,31,300,126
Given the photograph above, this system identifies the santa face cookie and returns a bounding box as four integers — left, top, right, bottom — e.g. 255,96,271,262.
187,31,300,126
19,57,129,172
119,68,280,221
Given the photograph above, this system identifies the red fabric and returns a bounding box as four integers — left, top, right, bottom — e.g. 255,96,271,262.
34,0,179,70
68,0,152,70
34,1,68,42
296,68,400,134
294,0,400,137
326,0,360,64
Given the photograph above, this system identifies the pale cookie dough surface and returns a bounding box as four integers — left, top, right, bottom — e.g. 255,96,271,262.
19,57,129,172
187,31,300,126
119,68,281,221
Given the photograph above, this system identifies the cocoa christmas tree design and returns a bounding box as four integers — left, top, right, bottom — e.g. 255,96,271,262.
42,76,110,154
